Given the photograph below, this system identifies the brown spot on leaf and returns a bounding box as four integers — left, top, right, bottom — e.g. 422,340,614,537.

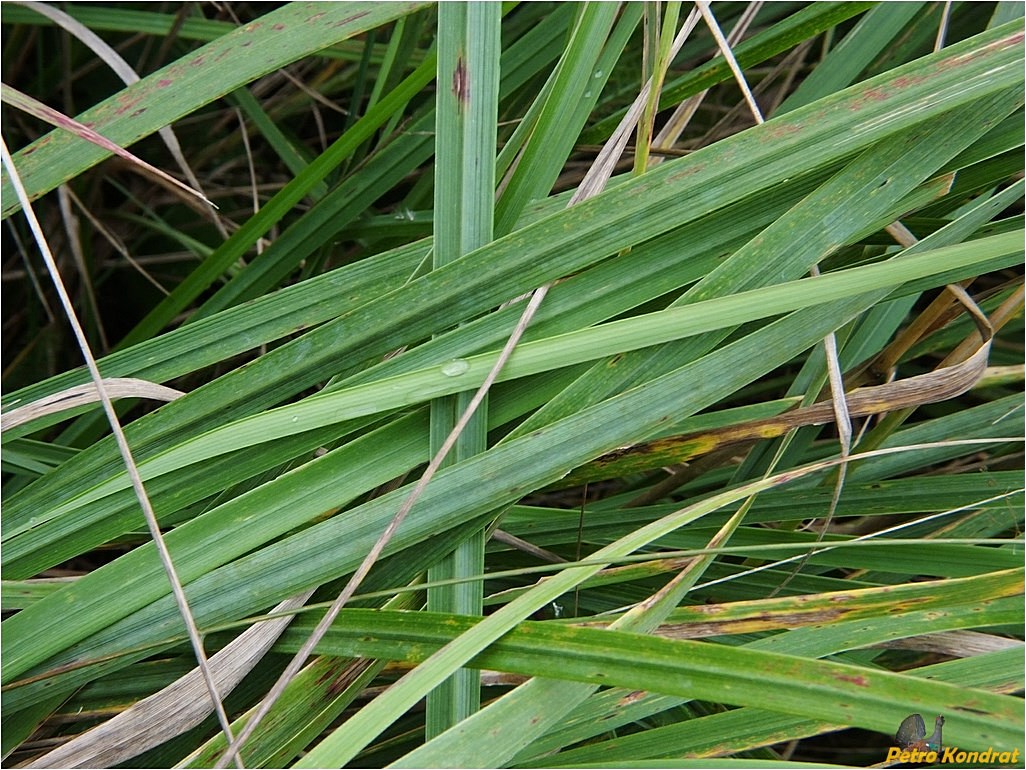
332,11,369,27
326,672,352,697
617,690,647,706
453,55,469,109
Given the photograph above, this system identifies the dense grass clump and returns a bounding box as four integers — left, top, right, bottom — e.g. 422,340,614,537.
1,3,1022,767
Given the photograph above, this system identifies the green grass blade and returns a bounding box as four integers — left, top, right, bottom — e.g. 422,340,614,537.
7,24,1021,558
0,2,432,217
426,0,501,735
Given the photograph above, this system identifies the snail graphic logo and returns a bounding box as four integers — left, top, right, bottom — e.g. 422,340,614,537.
895,713,945,753
887,714,1023,765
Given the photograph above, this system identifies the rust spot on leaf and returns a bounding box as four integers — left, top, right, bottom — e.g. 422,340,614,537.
835,673,869,686
157,79,173,88
272,23,285,31
767,122,801,139
890,74,924,89
667,163,705,183
113,93,142,116
943,30,1024,68
857,87,889,105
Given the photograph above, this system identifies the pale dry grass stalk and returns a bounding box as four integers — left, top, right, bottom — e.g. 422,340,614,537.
1,137,241,769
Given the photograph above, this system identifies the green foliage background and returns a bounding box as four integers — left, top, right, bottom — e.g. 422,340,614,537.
1,2,1023,767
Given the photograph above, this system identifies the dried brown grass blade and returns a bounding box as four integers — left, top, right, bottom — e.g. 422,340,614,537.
876,630,1022,658
570,332,994,484
653,1,762,152
584,574,1025,640
213,13,696,762
1,84,216,210
2,378,185,432
696,0,764,124
12,0,226,237
2,136,237,766
26,592,314,769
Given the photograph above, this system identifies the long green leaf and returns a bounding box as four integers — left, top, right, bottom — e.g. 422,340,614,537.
426,0,501,734
14,231,1015,531
5,22,1021,568
288,599,1021,766
0,2,432,216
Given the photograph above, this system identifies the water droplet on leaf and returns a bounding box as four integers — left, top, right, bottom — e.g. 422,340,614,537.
441,359,469,377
